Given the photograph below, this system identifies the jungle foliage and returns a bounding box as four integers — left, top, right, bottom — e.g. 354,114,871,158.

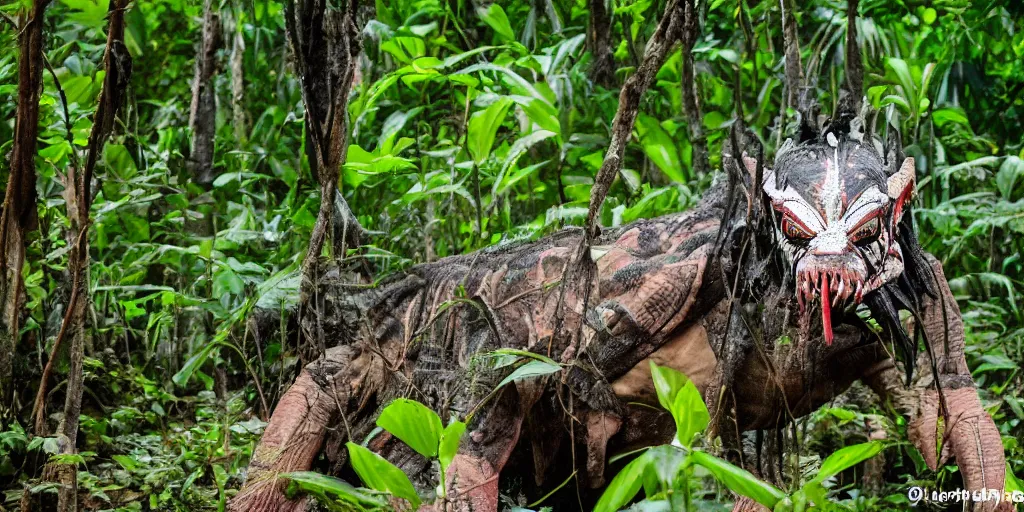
0,0,1022,510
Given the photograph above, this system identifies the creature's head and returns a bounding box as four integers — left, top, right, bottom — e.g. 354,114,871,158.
761,130,916,345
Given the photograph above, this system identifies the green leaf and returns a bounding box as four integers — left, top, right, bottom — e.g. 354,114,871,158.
468,97,514,165
635,114,685,182
1006,463,1023,493
594,451,650,512
880,94,911,114
346,442,421,508
649,361,688,412
477,4,515,42
996,156,1024,198
922,7,937,24
812,441,884,483
376,398,444,458
212,268,244,299
173,343,219,387
439,421,467,473
690,451,784,509
931,107,969,127
112,454,139,472
670,380,709,448
642,445,686,490
282,471,387,507
497,360,562,389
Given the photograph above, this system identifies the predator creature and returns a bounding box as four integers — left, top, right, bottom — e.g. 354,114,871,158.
230,104,1010,512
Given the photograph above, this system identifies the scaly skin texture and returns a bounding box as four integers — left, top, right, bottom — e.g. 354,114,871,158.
231,189,726,511
231,176,1008,511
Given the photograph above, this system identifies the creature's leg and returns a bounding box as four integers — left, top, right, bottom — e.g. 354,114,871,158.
863,256,1008,512
229,346,360,512
438,386,527,512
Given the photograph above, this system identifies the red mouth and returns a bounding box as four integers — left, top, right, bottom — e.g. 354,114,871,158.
797,269,865,345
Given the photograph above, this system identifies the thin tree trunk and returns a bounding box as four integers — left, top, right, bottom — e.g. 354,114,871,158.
283,0,368,361
586,0,615,88
188,0,222,185
229,8,248,142
845,0,863,110
0,0,49,411
680,0,708,177
45,2,132,509
780,0,803,113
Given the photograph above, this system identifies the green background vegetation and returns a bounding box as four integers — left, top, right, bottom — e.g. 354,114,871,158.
0,0,1022,510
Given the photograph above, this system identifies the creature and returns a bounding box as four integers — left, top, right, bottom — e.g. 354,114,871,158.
228,102,1010,512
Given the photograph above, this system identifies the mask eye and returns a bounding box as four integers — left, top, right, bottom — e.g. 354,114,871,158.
849,216,881,245
781,215,815,242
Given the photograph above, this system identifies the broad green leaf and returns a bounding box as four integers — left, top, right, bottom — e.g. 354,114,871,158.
282,471,387,507
649,361,688,412
594,451,650,512
996,156,1024,198
635,114,685,182
671,380,709,448
690,451,784,509
376,398,443,458
880,94,911,114
812,441,884,483
468,97,514,164
516,96,561,136
439,421,467,473
931,107,969,127
477,4,515,42
346,442,421,508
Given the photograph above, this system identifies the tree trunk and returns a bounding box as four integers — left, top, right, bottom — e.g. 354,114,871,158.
586,0,615,88
0,0,48,412
44,2,131,509
282,0,367,361
188,0,222,185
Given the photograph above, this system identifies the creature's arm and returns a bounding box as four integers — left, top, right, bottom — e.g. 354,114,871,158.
863,254,1008,511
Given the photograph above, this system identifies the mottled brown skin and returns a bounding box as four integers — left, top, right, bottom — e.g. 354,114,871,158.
230,180,1008,512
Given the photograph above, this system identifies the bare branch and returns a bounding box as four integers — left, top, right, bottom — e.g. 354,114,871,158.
585,0,686,238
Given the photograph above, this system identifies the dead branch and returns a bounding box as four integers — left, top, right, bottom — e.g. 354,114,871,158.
585,0,687,238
